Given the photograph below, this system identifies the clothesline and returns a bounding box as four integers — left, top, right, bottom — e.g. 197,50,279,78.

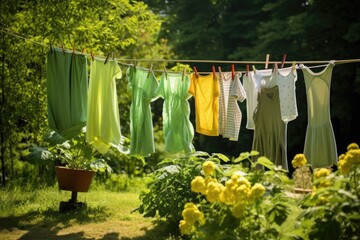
1,27,360,69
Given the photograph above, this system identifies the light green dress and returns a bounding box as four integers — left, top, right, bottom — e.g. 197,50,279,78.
46,48,87,138
86,58,127,154
302,63,338,168
155,72,195,154
127,66,159,156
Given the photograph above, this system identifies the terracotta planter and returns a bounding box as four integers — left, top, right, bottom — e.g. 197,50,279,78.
55,166,95,192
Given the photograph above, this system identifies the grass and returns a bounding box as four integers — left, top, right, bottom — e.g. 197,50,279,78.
0,181,179,240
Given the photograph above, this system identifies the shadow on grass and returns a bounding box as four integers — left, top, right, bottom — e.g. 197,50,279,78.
0,204,110,240
120,219,185,240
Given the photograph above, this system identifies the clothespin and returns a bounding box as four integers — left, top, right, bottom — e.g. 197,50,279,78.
281,53,287,68
61,44,65,54
104,53,110,64
246,64,249,77
164,66,168,79
90,51,94,61
182,68,186,81
49,44,53,54
252,65,257,74
291,61,296,72
231,64,235,80
72,46,76,55
212,66,216,80
274,63,278,73
147,64,153,79
218,66,222,74
81,48,85,53
193,67,199,78
265,54,270,69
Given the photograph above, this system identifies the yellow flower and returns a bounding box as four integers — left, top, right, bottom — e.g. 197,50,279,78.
182,203,205,225
206,182,223,203
237,176,251,188
191,176,206,194
203,161,216,176
291,154,307,168
179,220,193,235
314,168,331,179
232,202,245,218
250,183,266,199
234,184,251,202
347,143,359,151
346,149,360,164
338,153,346,161
338,159,351,175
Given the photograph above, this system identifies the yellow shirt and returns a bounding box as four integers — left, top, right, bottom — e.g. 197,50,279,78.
188,72,219,136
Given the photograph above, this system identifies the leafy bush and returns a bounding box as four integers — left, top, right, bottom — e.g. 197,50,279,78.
135,152,230,227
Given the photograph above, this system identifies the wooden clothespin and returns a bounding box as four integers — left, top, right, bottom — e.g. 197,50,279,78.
212,66,216,80
104,53,110,64
252,65,257,74
193,67,199,78
246,64,249,77
281,53,287,68
218,66,222,74
291,61,297,72
182,68,186,81
164,66,168,79
61,44,65,54
72,46,76,55
265,54,270,69
81,48,85,53
90,51,94,61
147,64,153,79
274,63,278,73
231,64,235,80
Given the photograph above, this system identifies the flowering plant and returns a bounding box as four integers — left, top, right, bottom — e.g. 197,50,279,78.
179,153,295,239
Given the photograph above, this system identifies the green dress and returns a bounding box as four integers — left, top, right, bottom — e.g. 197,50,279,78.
127,66,159,156
302,63,338,168
155,72,195,154
46,48,87,138
86,58,128,154
252,85,287,170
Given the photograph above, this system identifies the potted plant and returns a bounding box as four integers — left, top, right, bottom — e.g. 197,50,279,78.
26,127,112,211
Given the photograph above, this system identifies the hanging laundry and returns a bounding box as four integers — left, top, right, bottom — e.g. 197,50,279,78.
276,68,298,122
255,69,276,90
252,85,288,170
302,63,338,168
127,66,159,156
218,71,246,141
155,72,195,154
242,71,257,130
86,58,128,154
46,48,88,139
189,72,220,136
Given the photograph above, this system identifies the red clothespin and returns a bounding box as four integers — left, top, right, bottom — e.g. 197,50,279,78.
81,48,85,53
90,51,94,61
246,64,249,77
193,66,199,78
231,64,235,80
281,53,287,68
212,66,216,80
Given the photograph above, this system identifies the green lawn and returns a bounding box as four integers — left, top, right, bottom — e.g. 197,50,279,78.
0,184,179,240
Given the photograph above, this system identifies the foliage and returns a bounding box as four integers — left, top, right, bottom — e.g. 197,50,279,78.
178,152,296,240
25,129,112,173
298,143,360,240
135,151,230,227
0,0,172,186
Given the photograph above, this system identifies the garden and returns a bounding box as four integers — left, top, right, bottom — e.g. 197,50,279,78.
1,0,360,239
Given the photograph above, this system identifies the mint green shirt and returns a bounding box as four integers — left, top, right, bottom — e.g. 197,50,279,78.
127,66,159,156
155,73,195,154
